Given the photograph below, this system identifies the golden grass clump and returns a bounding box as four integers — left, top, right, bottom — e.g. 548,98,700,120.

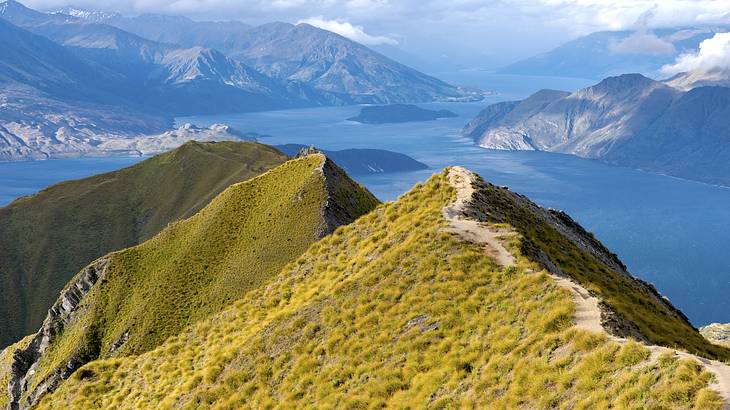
36,170,723,409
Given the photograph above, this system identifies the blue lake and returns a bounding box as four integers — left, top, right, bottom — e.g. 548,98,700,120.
1,75,728,327
0,157,141,205
179,101,730,327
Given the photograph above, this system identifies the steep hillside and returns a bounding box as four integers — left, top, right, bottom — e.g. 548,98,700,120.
0,141,289,349
27,167,730,409
463,74,730,186
229,23,479,104
1,153,378,409
0,18,118,103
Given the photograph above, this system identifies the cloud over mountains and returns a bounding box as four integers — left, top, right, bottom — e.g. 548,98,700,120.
662,32,730,76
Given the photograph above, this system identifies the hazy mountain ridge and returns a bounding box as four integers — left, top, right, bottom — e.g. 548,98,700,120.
500,27,729,80
463,73,730,186
0,1,302,115
77,10,482,104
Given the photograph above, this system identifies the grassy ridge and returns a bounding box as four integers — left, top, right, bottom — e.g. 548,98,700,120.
0,141,288,348
37,171,724,409
468,180,730,361
16,154,378,403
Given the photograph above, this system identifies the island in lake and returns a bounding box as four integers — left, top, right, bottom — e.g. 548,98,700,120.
347,104,458,124
275,144,428,175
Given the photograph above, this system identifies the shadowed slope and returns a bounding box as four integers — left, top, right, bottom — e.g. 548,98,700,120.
0,141,289,348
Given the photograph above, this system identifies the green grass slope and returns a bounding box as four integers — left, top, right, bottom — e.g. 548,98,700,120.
0,141,289,349
466,179,730,361
2,154,378,409
36,169,728,409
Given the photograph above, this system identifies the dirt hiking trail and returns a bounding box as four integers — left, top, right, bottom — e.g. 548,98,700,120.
443,166,730,408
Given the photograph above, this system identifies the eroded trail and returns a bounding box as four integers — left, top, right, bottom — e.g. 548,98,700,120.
442,166,730,408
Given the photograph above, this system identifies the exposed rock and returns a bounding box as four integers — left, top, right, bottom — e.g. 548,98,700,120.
701,323,730,348
97,123,255,156
318,155,379,236
6,258,109,410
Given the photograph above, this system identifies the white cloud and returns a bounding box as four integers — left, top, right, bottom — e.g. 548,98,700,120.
661,32,730,76
531,0,730,33
298,16,398,45
17,0,730,68
608,31,676,55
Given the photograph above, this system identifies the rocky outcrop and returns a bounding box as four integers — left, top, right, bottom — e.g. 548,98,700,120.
281,144,428,175
97,123,256,156
318,155,380,236
701,323,730,348
5,258,109,410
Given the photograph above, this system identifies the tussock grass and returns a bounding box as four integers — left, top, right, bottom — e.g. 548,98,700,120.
470,182,730,361
37,171,723,409
18,153,377,401
0,141,289,348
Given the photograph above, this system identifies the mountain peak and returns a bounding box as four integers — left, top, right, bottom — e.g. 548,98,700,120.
591,73,658,91
52,6,119,23
1,153,378,408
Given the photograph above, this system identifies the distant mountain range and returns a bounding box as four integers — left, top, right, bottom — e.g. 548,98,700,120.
462,73,730,186
0,0,480,161
91,13,480,105
500,27,729,80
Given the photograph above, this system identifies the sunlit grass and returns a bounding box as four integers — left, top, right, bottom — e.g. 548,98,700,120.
19,153,377,401
37,170,723,409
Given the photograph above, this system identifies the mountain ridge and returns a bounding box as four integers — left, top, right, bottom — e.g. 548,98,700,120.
0,141,290,349
462,73,730,186
1,152,378,409
500,27,729,80
62,7,482,104
11,165,728,409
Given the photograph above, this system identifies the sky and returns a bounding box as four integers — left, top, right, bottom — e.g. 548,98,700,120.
22,0,730,70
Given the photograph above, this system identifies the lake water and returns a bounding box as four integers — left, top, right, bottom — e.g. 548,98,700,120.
0,157,141,205
178,100,730,328
1,74,728,327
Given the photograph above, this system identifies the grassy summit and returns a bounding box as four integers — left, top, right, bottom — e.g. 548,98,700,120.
0,141,290,349
2,153,378,409
33,169,729,409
